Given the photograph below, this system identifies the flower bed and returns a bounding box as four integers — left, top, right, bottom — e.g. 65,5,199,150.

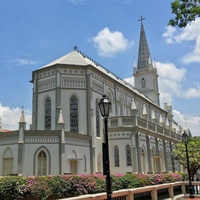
0,173,182,200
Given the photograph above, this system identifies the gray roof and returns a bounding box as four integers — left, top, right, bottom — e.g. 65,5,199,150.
39,49,158,107
41,51,95,68
137,24,153,69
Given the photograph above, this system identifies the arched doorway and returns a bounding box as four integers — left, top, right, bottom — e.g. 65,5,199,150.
2,148,14,176
70,151,78,174
97,153,102,173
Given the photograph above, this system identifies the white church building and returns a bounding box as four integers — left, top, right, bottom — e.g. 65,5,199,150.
0,22,183,176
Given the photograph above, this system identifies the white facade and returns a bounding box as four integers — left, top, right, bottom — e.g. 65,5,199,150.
0,23,182,176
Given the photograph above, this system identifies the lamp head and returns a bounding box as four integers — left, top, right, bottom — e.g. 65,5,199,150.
182,131,188,144
98,95,111,118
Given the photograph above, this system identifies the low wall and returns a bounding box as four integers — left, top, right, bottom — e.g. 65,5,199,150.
62,181,200,200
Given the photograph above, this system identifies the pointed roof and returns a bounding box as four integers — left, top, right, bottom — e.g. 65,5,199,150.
41,50,97,69
131,98,137,111
137,22,153,69
20,109,26,123
36,48,160,108
58,108,65,124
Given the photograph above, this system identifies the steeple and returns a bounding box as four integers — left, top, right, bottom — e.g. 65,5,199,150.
133,17,160,106
137,16,153,70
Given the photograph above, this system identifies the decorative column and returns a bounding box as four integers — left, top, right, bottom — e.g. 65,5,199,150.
146,135,152,172
136,132,142,173
57,108,65,174
131,132,138,173
18,109,26,174
162,139,167,172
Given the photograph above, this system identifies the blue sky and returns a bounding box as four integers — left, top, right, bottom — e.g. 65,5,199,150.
0,0,200,136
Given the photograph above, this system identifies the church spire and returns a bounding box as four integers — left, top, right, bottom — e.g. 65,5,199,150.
137,16,153,69
133,17,160,106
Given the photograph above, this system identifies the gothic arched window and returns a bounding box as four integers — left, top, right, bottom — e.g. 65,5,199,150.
96,99,100,137
126,145,132,166
45,97,51,130
119,98,123,116
107,91,113,114
114,145,119,167
142,78,146,88
84,155,87,172
37,150,47,176
70,95,78,133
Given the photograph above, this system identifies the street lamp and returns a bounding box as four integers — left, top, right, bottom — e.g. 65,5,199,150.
182,131,194,198
98,94,112,200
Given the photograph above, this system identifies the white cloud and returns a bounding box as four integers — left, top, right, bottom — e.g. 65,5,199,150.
162,26,177,44
173,110,200,136
124,77,135,86
68,0,86,5
163,18,200,64
93,27,129,57
156,61,200,99
16,58,39,66
156,61,186,98
124,61,200,136
124,61,200,100
0,103,32,131
181,36,200,64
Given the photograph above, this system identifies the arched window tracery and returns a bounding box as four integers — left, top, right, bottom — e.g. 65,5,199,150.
96,99,100,137
114,145,119,167
126,145,132,166
70,95,79,132
37,150,47,176
45,97,51,130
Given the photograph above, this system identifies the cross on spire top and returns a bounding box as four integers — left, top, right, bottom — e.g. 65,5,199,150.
139,16,145,25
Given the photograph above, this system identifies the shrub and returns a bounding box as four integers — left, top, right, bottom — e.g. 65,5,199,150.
0,176,29,199
0,173,183,199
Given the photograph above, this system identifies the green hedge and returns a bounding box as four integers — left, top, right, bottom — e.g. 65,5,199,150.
0,173,182,200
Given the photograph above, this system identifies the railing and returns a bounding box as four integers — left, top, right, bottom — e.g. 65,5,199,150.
62,181,199,200
109,116,181,142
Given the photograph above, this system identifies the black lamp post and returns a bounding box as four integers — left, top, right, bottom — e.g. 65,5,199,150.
182,131,194,198
98,94,112,200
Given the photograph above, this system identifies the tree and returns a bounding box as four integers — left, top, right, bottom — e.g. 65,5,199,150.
169,0,200,27
173,137,200,177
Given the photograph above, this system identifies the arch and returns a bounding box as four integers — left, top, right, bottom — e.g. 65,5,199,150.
44,96,51,130
2,147,14,175
141,78,146,88
34,146,50,176
126,145,132,166
69,150,78,174
119,95,125,116
127,99,132,116
166,150,172,172
151,147,159,173
138,104,142,117
83,155,87,172
97,153,102,173
159,149,165,172
3,147,13,158
70,150,77,159
106,89,114,115
114,145,119,167
96,99,100,137
141,146,147,174
70,95,79,133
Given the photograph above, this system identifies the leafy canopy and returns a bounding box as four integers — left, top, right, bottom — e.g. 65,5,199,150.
173,137,200,174
169,0,200,27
